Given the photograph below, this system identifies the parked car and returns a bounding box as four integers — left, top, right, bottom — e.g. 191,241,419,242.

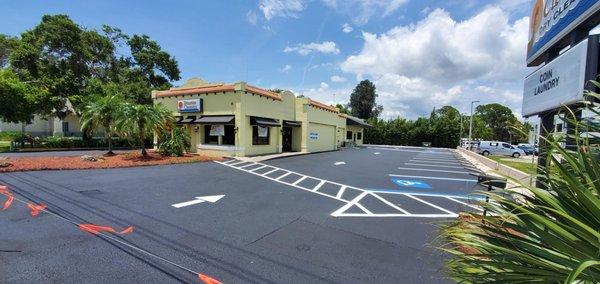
476,141,526,158
462,141,479,150
517,143,536,155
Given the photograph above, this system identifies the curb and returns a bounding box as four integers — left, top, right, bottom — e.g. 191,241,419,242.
456,147,535,186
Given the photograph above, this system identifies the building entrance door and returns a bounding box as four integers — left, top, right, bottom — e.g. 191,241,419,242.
282,127,292,152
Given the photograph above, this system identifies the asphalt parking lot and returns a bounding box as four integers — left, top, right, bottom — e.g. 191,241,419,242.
0,146,483,283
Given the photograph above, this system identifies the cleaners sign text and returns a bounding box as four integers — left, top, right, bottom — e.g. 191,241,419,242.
522,38,587,116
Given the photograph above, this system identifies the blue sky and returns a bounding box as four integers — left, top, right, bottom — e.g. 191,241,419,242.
0,0,532,119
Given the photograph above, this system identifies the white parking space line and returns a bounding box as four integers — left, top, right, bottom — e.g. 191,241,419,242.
368,147,454,155
216,159,466,219
409,159,460,165
397,167,473,175
411,158,456,163
228,161,249,166
370,193,410,214
239,163,258,169
404,194,458,217
445,197,484,212
313,180,326,192
249,165,268,172
336,186,347,198
355,203,373,214
405,163,464,169
262,168,279,176
275,172,292,180
292,176,307,186
389,174,477,182
412,156,458,161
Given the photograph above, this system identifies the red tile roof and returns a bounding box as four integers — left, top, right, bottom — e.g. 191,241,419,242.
154,84,282,101
308,99,339,113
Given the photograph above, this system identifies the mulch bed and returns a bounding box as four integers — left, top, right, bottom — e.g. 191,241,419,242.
0,151,222,172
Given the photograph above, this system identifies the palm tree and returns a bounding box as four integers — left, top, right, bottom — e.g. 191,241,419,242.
118,103,173,156
80,94,124,155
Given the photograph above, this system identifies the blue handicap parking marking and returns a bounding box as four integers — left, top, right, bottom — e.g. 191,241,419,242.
392,178,431,189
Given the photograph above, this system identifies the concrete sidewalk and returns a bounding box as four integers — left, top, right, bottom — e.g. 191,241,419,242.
236,151,309,162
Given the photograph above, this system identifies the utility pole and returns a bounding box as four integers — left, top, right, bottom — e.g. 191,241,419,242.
459,113,466,147
468,100,480,150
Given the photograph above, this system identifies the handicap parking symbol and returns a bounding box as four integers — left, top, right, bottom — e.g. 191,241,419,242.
392,178,431,189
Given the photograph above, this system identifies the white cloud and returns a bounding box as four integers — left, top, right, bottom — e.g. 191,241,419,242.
279,64,292,73
259,0,306,20
497,0,531,11
322,0,408,25
284,41,340,56
330,75,347,82
257,0,407,24
340,6,531,119
342,23,353,33
246,10,258,25
320,82,329,90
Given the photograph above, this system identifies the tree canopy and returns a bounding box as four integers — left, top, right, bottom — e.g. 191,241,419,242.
0,69,39,124
5,14,180,119
349,80,383,119
475,103,520,142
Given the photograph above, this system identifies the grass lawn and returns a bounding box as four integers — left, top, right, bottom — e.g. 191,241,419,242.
0,141,10,152
488,155,537,176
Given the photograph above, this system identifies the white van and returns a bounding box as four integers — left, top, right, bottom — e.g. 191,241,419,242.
476,141,525,158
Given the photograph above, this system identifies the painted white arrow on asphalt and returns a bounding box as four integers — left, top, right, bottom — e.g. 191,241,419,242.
171,195,225,208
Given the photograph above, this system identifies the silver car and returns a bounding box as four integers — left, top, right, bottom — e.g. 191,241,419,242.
476,141,526,158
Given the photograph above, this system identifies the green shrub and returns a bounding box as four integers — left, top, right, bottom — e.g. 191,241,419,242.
35,136,151,149
439,100,600,282
157,127,191,157
0,131,22,141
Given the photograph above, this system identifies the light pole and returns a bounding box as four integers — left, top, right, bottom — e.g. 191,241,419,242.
468,100,480,150
459,113,466,147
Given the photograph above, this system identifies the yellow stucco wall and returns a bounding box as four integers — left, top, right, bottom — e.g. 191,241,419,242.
347,125,364,146
294,98,345,153
153,81,365,157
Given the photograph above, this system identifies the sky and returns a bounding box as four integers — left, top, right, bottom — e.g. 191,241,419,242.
0,0,534,119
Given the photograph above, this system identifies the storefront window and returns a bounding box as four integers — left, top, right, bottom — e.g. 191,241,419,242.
346,131,352,140
204,125,219,144
223,125,235,145
252,126,269,145
357,132,362,140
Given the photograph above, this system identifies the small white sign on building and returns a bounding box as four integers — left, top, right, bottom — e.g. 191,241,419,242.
522,39,588,117
309,132,318,140
209,124,224,136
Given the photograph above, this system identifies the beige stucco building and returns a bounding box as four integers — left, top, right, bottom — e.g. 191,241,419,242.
152,78,370,157
0,100,98,137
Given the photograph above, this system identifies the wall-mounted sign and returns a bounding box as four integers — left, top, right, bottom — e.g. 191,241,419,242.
309,132,318,140
523,38,588,117
177,99,202,113
527,0,600,65
209,124,224,136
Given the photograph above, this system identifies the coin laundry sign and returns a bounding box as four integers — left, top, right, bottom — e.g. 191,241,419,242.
522,38,588,116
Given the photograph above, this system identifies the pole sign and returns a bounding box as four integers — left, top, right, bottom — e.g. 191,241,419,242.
527,0,600,65
177,99,202,113
523,38,588,116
